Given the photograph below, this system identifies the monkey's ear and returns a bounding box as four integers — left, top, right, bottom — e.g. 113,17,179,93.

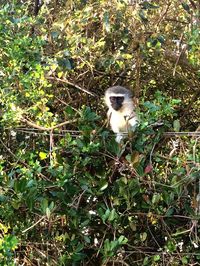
133,97,139,107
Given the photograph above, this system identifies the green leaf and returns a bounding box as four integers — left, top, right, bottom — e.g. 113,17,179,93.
138,10,148,23
118,235,128,244
110,240,118,250
76,243,84,253
152,193,161,204
153,255,160,262
41,198,48,214
143,257,149,265
165,208,174,217
51,31,59,39
103,209,110,222
104,239,110,252
99,181,108,191
108,209,116,221
141,2,159,9
57,58,72,70
181,256,188,264
181,3,190,13
157,35,165,44
46,207,51,219
173,119,181,132
140,232,147,242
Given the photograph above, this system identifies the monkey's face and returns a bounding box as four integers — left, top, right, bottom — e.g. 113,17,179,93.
109,96,124,111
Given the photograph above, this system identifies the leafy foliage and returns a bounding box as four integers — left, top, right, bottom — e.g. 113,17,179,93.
0,0,199,265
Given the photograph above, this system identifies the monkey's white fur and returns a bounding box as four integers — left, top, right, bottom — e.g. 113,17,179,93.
105,86,138,143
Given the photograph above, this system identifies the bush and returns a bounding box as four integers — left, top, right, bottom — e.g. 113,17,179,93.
0,1,199,265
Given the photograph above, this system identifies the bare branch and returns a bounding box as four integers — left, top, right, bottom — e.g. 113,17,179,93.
47,76,97,96
22,216,46,234
21,117,77,131
164,132,200,137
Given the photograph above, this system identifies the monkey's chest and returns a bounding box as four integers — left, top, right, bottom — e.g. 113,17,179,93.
110,112,131,133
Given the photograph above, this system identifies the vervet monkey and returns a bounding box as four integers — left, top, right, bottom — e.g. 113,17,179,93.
105,86,138,143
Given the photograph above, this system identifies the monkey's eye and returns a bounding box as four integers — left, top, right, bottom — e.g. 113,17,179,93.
110,96,116,103
110,96,124,103
116,97,124,104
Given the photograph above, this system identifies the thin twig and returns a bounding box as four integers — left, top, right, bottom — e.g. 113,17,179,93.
54,96,81,114
13,129,80,137
22,216,46,234
49,130,54,165
156,1,171,28
109,260,130,266
149,142,156,166
164,132,200,137
129,211,199,220
73,190,86,210
47,76,97,96
147,221,161,248
96,230,107,257
173,43,187,76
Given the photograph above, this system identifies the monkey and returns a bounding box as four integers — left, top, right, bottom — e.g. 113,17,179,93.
105,86,138,143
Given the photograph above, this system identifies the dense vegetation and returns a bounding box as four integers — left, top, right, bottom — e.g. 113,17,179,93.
0,0,199,265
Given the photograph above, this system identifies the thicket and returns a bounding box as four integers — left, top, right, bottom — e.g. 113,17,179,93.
0,0,199,265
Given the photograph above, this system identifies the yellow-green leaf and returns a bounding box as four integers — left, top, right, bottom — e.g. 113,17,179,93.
58,71,63,78
39,151,47,160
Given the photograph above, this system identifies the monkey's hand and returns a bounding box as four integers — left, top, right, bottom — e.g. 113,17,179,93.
128,116,139,131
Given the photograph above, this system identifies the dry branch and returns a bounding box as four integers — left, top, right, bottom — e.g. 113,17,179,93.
21,117,77,131
47,76,97,96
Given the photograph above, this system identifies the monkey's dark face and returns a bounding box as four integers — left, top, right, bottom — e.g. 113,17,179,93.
110,96,124,111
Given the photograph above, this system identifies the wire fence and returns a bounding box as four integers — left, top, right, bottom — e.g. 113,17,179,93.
4,127,200,138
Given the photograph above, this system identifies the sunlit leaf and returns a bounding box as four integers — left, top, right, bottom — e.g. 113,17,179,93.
39,151,47,160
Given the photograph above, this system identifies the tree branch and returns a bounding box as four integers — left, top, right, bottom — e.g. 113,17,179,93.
47,76,97,96
21,117,77,131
